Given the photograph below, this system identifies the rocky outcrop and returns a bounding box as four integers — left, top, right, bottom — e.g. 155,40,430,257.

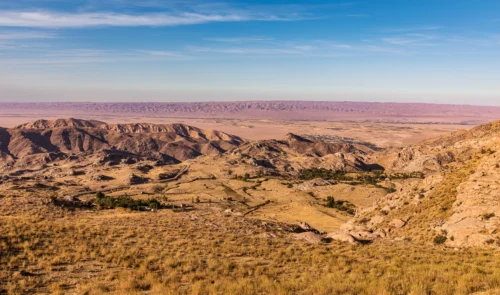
297,178,337,191
442,150,500,248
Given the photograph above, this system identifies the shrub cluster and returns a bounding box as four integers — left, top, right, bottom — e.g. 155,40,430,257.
433,235,447,245
299,168,424,184
324,196,356,215
95,192,161,210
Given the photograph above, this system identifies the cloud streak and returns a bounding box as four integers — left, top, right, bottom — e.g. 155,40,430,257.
0,48,187,64
382,33,437,46
188,46,304,55
0,30,56,40
382,26,443,33
204,37,274,43
0,10,302,28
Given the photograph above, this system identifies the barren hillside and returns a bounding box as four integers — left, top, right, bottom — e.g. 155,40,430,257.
0,118,245,169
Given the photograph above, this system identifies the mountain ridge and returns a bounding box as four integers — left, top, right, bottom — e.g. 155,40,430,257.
0,118,245,169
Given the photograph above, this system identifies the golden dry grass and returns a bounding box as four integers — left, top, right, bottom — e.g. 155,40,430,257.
2,193,500,295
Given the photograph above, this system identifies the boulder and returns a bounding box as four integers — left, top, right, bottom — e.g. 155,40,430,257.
370,215,385,225
351,230,379,241
390,218,406,228
63,195,80,202
296,222,320,234
293,232,324,244
224,208,243,217
325,232,359,245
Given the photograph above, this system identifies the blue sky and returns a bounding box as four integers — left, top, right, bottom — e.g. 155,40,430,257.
0,0,499,104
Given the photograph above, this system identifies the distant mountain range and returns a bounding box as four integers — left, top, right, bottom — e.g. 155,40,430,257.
1,101,500,123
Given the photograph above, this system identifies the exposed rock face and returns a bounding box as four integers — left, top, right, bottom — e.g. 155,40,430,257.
0,118,245,171
442,150,500,248
350,120,500,249
373,146,449,173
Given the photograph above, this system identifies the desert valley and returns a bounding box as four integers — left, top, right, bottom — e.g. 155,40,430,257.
1,103,500,294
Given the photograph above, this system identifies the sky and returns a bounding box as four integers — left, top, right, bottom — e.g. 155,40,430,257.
0,0,499,105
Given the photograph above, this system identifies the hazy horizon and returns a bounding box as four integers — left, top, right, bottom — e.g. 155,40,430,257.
0,0,499,104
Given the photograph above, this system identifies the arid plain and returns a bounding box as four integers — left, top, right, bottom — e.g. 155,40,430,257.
2,102,500,295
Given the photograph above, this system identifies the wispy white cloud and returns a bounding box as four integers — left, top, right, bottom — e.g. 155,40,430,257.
187,40,409,57
43,49,114,57
346,14,369,17
0,10,303,28
0,30,58,51
383,33,437,46
137,50,183,57
382,26,443,33
187,45,304,55
332,44,353,49
331,43,409,55
293,45,316,51
0,48,188,64
204,37,274,43
445,35,498,46
0,30,56,40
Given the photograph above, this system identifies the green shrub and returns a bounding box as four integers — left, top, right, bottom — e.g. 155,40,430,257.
482,213,495,220
434,235,447,245
94,193,162,210
324,196,356,215
95,192,115,209
147,198,161,209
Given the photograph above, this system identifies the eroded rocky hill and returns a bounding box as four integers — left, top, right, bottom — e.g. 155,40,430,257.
210,132,378,177
0,118,245,170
